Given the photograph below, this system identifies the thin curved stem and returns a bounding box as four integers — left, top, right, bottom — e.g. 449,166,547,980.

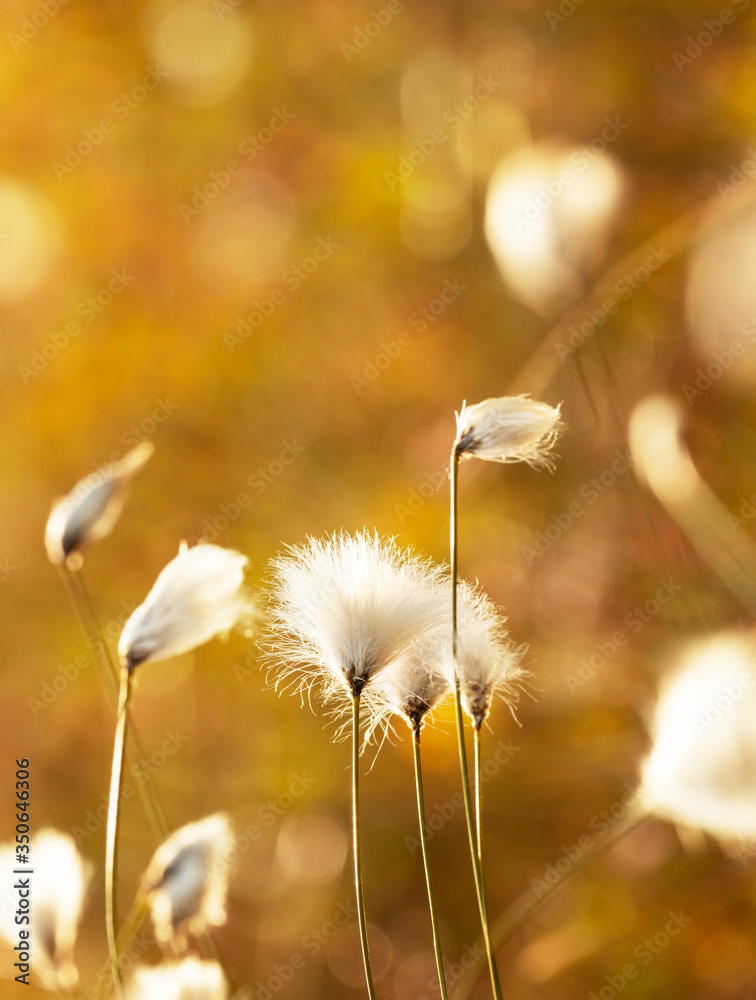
105,666,132,1000
352,692,376,1000
412,725,448,1000
451,803,650,1000
473,726,483,859
67,567,169,842
450,449,503,1000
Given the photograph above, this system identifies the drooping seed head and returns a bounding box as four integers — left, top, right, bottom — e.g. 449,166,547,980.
118,543,250,670
45,441,154,568
454,395,563,470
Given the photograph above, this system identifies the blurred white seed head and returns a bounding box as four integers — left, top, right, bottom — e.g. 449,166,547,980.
265,530,449,701
127,958,228,1000
118,543,250,670
44,442,154,568
628,395,696,504
142,814,233,949
639,632,756,842
485,142,624,315
686,201,756,387
447,581,527,729
454,395,564,469
0,829,91,991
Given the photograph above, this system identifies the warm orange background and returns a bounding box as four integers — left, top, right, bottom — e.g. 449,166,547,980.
2,0,756,997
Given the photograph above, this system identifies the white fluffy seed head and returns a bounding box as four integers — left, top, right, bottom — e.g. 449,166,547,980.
639,633,756,843
127,958,228,1000
369,626,452,737
141,814,234,950
265,529,449,703
118,543,250,670
445,581,527,729
454,395,564,469
45,441,154,568
0,829,91,992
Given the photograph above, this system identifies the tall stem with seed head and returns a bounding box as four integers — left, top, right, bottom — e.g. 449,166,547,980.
412,720,449,1000
105,665,132,1000
352,690,376,1000
450,448,503,1000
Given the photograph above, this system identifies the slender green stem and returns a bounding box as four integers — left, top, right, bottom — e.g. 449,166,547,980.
106,666,132,1000
473,726,482,858
450,449,503,1000
66,570,235,992
451,804,651,1000
63,566,169,843
412,724,448,1000
472,724,495,928
352,692,376,1000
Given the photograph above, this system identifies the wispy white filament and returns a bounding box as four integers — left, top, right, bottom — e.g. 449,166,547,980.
369,626,452,736
640,633,756,842
445,581,526,728
266,530,449,700
0,829,91,992
45,441,154,567
127,958,228,1000
119,544,249,670
454,396,564,469
141,814,233,947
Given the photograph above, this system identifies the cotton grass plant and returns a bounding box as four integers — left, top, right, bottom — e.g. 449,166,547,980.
265,529,449,999
39,390,756,1000
45,444,170,847
107,544,250,998
449,394,563,999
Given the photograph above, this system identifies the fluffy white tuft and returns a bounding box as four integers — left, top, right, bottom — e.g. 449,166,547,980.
264,530,449,703
444,580,527,729
366,627,451,741
119,544,250,670
454,395,563,469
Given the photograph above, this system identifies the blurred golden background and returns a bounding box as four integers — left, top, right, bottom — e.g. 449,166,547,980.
3,0,756,996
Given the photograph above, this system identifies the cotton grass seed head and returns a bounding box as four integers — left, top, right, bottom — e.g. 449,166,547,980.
118,543,250,670
454,395,564,469
265,530,449,701
45,441,153,568
127,958,228,1000
639,633,756,843
0,829,91,991
369,626,451,737
446,581,527,729
141,814,233,949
